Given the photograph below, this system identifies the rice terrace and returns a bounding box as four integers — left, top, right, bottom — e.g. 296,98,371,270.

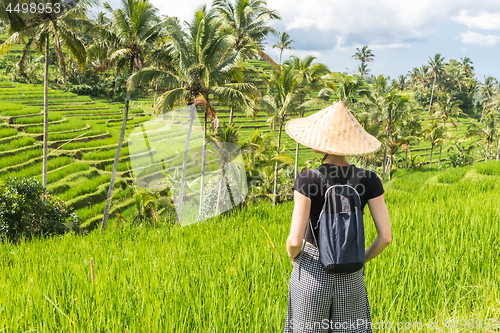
0,0,499,331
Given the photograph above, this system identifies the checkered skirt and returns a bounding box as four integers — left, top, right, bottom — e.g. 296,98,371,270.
284,242,373,333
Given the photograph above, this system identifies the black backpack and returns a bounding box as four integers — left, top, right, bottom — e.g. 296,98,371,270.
309,169,365,274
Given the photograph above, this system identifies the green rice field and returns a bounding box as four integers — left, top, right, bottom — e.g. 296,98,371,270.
0,82,151,227
0,162,499,332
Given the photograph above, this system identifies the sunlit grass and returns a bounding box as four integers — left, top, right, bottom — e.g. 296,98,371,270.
0,136,35,151
1,163,499,331
13,114,62,124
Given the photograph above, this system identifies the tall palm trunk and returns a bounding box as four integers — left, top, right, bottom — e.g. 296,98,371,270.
42,36,49,191
480,103,486,123
114,73,119,92
199,108,208,216
428,75,436,114
177,104,196,224
387,153,393,181
229,106,234,124
429,144,434,169
382,132,389,182
216,153,235,216
294,106,305,180
497,136,500,161
101,60,133,232
438,145,443,167
405,149,409,169
215,163,226,216
153,82,157,107
485,141,489,163
273,123,283,206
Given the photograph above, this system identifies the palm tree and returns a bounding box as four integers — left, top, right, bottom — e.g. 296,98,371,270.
394,74,409,91
467,115,497,163
447,65,466,91
460,56,474,78
208,122,241,215
213,0,280,56
0,4,87,190
352,46,374,79
224,63,260,125
333,73,369,109
416,65,431,89
432,93,465,128
368,89,410,180
423,120,445,169
87,11,112,79
83,0,164,231
485,96,500,160
356,62,371,80
432,93,466,167
352,45,374,64
393,117,421,169
478,76,498,123
427,53,445,114
408,67,420,90
272,31,294,64
260,65,302,205
214,0,279,118
131,7,255,219
286,55,330,178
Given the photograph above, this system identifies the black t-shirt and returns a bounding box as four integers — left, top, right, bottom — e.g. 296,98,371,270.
292,164,385,246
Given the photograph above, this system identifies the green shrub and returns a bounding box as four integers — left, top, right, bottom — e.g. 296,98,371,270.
0,178,80,242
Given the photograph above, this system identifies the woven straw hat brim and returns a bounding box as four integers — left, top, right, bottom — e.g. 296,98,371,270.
285,102,381,156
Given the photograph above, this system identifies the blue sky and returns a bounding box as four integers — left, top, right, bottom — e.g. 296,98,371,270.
100,0,500,83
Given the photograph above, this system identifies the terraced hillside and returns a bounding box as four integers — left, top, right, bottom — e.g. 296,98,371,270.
0,82,151,229
0,58,491,227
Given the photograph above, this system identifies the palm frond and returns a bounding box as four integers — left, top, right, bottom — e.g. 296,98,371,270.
155,87,187,114
0,32,20,56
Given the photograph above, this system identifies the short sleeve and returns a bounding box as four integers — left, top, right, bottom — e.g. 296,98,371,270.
367,171,385,199
292,170,321,199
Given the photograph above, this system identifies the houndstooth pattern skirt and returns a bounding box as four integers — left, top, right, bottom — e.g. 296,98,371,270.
284,242,373,333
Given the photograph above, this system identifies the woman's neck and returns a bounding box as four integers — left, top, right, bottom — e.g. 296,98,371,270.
324,154,350,166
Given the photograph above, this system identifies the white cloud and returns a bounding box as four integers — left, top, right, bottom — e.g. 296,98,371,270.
371,43,411,49
269,0,461,39
460,31,500,46
265,0,500,47
453,10,500,30
150,0,206,23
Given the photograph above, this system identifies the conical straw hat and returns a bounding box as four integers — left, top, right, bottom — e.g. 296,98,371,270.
285,101,381,156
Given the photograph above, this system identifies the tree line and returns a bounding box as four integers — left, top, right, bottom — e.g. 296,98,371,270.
1,0,500,230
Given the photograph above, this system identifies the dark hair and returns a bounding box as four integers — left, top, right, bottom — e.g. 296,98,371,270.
322,154,329,162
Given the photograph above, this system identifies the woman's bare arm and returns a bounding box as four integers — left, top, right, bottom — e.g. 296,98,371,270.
365,194,391,263
286,190,311,263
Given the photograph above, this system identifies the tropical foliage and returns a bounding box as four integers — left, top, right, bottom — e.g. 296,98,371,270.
0,0,499,227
